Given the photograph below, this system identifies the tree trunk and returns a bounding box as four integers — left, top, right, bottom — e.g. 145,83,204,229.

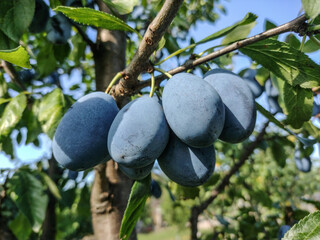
90,1,135,239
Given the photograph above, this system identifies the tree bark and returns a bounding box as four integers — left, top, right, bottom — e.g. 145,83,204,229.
90,1,135,240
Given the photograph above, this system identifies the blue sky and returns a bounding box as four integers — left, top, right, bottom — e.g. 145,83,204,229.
0,0,318,169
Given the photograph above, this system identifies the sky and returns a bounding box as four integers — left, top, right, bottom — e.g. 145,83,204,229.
0,0,318,170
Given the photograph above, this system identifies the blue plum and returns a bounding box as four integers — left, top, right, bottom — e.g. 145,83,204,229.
118,161,154,180
294,149,312,173
204,69,256,143
67,170,78,180
53,92,119,171
150,179,162,198
312,99,320,116
265,78,279,98
108,95,169,169
267,96,283,114
278,225,290,240
265,79,283,114
46,13,72,44
158,132,216,187
242,69,264,98
162,73,225,148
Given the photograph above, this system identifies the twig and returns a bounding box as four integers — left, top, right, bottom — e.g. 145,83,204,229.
70,21,96,51
110,0,184,101
137,14,308,91
189,121,269,240
1,61,27,91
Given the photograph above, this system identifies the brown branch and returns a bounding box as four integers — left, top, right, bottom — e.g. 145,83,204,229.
137,14,308,91
1,61,27,91
110,0,184,102
189,121,270,240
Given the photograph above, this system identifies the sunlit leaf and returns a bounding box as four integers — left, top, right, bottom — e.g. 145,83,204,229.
103,0,139,15
0,46,31,69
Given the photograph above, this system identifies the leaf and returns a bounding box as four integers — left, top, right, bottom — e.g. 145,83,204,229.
0,0,35,42
240,38,320,88
9,212,32,240
283,83,313,129
265,19,277,31
103,0,138,15
37,44,57,77
222,21,257,45
283,210,320,240
157,13,257,64
302,35,320,53
54,6,140,35
8,170,48,232
0,93,27,138
0,46,31,69
256,102,317,147
302,0,320,19
38,88,65,139
49,0,61,9
40,172,61,199
0,72,8,98
120,175,151,240
0,30,18,50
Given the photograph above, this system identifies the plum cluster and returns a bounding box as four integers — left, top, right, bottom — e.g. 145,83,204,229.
53,69,257,187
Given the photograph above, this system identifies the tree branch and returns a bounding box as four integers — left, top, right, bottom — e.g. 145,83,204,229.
137,14,307,91
110,0,184,102
1,61,27,91
190,121,269,240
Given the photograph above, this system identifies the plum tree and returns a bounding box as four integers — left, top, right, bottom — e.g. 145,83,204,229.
158,132,216,187
67,170,78,180
46,13,72,44
53,92,119,171
162,72,225,148
242,69,264,98
108,95,169,169
204,69,256,143
118,162,154,180
28,0,50,33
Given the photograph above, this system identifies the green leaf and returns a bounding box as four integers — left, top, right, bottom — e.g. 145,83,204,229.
38,88,65,139
283,83,313,129
265,19,277,31
9,212,32,240
37,44,57,77
0,30,18,50
286,34,301,50
0,72,8,98
120,175,151,240
40,172,61,199
8,170,48,232
302,35,320,53
0,46,31,69
222,21,256,45
0,0,35,42
256,102,316,147
0,93,27,138
103,0,138,15
283,210,320,240
302,0,320,19
157,13,257,64
240,38,320,88
54,6,140,36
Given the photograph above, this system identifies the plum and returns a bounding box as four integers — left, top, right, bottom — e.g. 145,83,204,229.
278,225,290,240
158,132,216,187
162,73,225,148
242,69,264,98
67,170,78,180
118,161,154,180
312,98,320,116
29,0,50,33
46,13,72,44
267,96,283,114
53,92,119,171
204,69,256,143
265,78,279,98
294,149,312,173
265,79,283,114
150,179,162,198
108,95,169,169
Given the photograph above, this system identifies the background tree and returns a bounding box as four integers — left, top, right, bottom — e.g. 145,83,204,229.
0,0,320,240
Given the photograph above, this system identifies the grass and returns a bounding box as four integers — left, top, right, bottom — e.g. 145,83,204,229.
138,226,190,240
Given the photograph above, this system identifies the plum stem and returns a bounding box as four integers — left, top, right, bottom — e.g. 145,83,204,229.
154,67,172,79
105,72,123,94
149,72,155,97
